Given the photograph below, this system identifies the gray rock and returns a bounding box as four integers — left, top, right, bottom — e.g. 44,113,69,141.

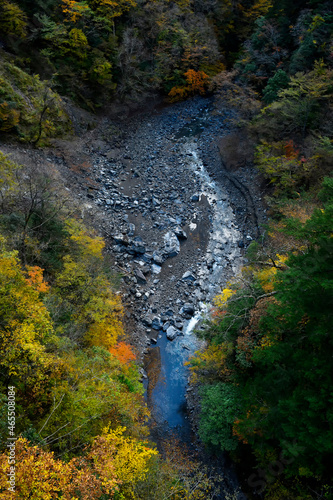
152,316,162,330
127,223,135,236
142,314,153,327
113,233,129,245
206,256,215,269
166,325,180,340
163,321,171,331
163,231,180,258
151,264,162,274
174,319,183,330
132,237,146,254
141,265,150,275
182,271,196,282
152,251,164,265
164,308,174,317
174,227,187,240
134,269,147,284
113,244,126,253
180,303,195,317
142,253,152,263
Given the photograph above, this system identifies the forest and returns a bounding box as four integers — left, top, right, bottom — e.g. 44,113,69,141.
0,0,332,498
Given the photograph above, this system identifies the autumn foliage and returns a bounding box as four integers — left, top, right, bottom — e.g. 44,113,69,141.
109,341,136,365
168,69,210,102
0,438,114,499
0,152,159,499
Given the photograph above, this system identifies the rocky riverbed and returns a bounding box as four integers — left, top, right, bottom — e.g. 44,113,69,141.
2,95,266,499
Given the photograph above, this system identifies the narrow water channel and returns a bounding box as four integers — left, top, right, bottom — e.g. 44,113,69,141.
143,113,243,473
144,311,205,443
94,96,256,497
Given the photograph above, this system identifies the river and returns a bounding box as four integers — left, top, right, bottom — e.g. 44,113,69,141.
60,94,262,499
111,96,260,499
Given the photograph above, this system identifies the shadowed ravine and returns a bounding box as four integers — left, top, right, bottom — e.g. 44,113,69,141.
63,95,263,498
114,97,262,499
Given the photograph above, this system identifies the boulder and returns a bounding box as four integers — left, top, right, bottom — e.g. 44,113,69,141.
182,271,196,282
164,308,174,317
142,314,153,327
151,264,162,274
134,269,147,284
127,223,135,236
162,321,171,332
174,318,183,330
141,265,150,275
166,325,180,340
152,251,164,265
151,316,162,330
174,227,187,240
113,233,129,245
180,303,195,317
132,237,146,254
163,231,180,258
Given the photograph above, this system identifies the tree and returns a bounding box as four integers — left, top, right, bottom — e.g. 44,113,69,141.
168,69,209,101
62,0,91,23
0,156,71,265
0,437,118,498
236,17,289,86
53,219,124,348
88,0,137,22
0,152,21,210
0,1,27,38
31,83,57,145
238,220,333,477
209,70,261,123
195,177,333,483
262,69,289,103
0,61,72,142
0,102,20,132
0,238,63,435
256,62,333,141
199,383,241,451
35,345,148,456
290,9,333,74
254,140,314,196
91,425,157,486
0,243,53,379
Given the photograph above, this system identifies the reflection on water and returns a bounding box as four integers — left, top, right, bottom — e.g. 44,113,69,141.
144,330,203,442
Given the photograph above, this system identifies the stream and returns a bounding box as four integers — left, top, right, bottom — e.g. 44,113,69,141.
143,135,243,439
60,95,263,499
